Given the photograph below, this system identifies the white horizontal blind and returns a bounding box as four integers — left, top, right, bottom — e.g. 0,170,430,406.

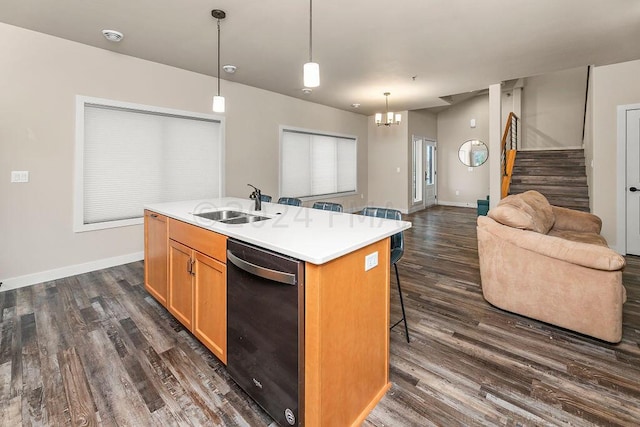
281,129,356,198
82,103,222,225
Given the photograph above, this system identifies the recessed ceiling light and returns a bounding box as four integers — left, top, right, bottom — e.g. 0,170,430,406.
351,103,361,108
102,30,124,42
222,64,237,74
302,88,312,94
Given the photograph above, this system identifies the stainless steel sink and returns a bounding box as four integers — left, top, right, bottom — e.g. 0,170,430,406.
221,214,271,224
194,210,245,221
194,210,271,224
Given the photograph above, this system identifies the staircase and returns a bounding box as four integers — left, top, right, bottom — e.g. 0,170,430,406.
509,149,590,212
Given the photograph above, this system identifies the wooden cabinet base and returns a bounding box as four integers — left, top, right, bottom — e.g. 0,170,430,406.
304,238,391,426
144,211,168,306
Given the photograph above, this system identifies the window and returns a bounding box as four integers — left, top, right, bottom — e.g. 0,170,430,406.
280,128,357,199
74,96,224,232
426,144,434,185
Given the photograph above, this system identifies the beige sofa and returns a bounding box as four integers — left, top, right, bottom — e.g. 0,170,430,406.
477,190,627,343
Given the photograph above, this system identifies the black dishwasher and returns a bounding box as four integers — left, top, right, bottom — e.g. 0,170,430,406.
226,239,304,426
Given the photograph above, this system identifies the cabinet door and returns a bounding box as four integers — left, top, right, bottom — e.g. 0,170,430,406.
193,251,227,364
144,211,168,306
168,239,194,329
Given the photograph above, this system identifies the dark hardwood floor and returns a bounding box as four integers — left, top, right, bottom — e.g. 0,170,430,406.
1,205,639,426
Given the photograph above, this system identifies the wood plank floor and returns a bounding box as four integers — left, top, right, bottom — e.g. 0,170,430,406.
1,205,639,426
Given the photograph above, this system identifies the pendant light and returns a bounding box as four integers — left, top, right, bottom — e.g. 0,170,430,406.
212,9,226,113
303,0,320,88
375,92,401,126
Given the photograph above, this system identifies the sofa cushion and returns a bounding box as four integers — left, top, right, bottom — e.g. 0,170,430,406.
548,229,609,247
488,190,555,234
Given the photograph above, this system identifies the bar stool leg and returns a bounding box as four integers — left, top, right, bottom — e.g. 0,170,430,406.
392,263,410,343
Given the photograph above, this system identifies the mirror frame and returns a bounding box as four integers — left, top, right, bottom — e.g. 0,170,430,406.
458,139,488,167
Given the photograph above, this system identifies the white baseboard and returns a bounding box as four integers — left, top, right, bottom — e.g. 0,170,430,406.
438,200,478,209
0,251,144,293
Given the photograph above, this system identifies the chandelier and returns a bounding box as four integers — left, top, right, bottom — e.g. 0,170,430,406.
375,92,401,126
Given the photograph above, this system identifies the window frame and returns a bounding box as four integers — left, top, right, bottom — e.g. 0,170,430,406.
74,95,225,232
278,126,358,201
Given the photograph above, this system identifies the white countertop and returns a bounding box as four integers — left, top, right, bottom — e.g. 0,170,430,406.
145,197,412,265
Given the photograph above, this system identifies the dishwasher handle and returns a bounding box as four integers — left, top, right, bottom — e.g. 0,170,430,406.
227,250,297,285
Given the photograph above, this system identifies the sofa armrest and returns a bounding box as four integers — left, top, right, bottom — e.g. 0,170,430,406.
552,206,602,234
478,216,624,271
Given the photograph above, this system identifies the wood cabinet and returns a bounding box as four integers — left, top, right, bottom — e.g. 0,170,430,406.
168,239,195,329
192,251,226,364
144,210,168,306
167,218,227,364
145,208,392,424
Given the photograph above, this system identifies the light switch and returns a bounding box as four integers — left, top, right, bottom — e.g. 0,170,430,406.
470,118,476,128
11,171,29,183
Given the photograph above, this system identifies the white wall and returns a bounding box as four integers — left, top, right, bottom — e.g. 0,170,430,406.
407,110,437,211
367,113,409,211
592,59,640,250
521,67,588,149
0,23,367,288
436,95,490,206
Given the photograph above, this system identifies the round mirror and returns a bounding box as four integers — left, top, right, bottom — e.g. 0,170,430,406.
458,139,488,167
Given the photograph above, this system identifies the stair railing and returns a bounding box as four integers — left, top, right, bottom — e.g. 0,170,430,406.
501,112,519,198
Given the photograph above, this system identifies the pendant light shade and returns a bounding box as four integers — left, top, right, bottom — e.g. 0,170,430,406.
212,9,226,113
303,0,320,88
304,62,320,88
212,95,225,113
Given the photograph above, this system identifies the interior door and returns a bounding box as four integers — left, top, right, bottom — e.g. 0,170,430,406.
424,140,437,207
626,108,640,254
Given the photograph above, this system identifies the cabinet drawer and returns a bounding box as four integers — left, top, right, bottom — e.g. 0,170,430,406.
169,218,227,262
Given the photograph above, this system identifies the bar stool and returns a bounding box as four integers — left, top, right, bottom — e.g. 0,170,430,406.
277,197,302,207
361,207,410,343
312,202,343,212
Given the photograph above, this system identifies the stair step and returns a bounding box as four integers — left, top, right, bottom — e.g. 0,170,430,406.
515,158,585,166
516,150,585,157
511,182,589,194
512,167,586,176
511,175,587,185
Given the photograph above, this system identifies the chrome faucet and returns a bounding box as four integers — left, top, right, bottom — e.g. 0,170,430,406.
248,184,262,211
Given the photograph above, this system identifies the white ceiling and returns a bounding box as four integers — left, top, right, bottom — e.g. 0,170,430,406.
2,0,640,115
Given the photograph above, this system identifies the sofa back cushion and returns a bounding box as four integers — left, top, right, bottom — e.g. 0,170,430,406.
488,190,555,234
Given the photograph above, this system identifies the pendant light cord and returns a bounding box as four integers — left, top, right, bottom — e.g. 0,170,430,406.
309,0,313,63
217,19,221,96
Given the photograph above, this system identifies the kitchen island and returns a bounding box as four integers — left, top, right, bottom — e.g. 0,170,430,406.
144,197,411,426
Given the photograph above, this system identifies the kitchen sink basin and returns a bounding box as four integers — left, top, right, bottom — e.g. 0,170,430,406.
221,214,271,224
194,210,271,224
194,210,245,221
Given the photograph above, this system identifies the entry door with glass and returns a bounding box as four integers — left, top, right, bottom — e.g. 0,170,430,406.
412,136,437,208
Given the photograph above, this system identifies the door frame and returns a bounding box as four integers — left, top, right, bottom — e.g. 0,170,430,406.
410,135,437,213
616,102,640,255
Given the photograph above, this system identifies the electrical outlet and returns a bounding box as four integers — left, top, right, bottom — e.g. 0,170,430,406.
365,252,378,271
11,171,29,183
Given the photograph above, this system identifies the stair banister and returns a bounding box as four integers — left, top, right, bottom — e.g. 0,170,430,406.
500,112,519,198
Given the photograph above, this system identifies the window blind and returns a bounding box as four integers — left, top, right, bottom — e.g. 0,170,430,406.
80,102,222,227
281,129,357,198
